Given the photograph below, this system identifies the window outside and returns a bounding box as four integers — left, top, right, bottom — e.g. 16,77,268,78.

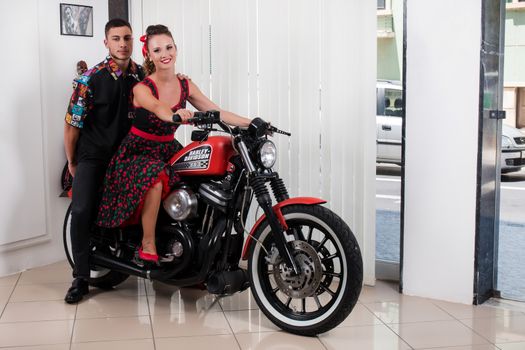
385,89,403,117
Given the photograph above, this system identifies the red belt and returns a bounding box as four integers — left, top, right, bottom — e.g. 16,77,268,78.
131,127,174,142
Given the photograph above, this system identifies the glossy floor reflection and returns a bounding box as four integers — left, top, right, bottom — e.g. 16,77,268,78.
0,261,524,349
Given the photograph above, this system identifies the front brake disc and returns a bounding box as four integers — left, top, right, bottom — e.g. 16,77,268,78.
272,240,323,299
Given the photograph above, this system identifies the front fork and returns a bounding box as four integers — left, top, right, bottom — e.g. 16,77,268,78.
236,138,300,273
250,176,301,274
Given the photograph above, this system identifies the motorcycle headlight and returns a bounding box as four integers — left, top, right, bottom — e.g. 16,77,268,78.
502,135,513,149
258,140,277,168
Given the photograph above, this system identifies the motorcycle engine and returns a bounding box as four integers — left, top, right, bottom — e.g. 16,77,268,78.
163,188,198,221
157,225,194,266
198,182,232,212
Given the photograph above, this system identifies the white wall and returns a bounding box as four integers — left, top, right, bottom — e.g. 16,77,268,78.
130,0,377,284
403,0,481,303
0,0,109,276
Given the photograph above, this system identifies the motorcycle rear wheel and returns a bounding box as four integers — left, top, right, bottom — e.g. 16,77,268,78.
247,204,363,336
63,203,129,289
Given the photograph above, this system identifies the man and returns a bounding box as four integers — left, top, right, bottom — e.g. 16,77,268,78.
63,18,144,303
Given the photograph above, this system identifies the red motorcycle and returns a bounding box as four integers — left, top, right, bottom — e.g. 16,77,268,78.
63,111,363,335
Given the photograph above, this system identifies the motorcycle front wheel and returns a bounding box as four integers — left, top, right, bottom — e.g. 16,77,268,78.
247,204,363,336
63,203,129,289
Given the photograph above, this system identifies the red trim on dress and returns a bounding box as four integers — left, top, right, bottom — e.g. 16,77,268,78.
173,78,184,110
132,77,186,111
131,126,174,142
132,78,155,109
139,77,184,110
121,169,172,226
146,77,160,98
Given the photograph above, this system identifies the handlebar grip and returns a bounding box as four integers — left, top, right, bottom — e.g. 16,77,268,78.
269,125,291,136
172,114,182,124
187,111,220,125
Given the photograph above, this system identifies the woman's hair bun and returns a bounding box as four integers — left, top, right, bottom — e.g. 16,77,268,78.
145,24,171,37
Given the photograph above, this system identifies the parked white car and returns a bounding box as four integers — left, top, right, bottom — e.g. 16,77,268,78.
376,81,403,165
501,124,525,173
376,80,525,173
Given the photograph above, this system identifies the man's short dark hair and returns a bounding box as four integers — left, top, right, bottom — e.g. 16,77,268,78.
105,18,132,37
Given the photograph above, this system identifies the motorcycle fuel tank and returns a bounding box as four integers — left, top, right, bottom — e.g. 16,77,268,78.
169,136,237,176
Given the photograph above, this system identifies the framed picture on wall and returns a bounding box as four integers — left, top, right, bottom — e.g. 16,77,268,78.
60,3,93,37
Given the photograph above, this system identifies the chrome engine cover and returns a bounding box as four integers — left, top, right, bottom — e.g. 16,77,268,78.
162,188,198,221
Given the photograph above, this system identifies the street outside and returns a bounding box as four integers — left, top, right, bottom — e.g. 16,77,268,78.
375,164,525,301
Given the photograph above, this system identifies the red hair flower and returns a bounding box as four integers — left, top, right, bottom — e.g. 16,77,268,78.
140,34,148,57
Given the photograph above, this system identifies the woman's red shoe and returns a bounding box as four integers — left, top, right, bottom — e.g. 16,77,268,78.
138,246,159,263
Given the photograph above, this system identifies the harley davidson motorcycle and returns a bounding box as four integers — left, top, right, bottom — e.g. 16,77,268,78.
63,111,363,335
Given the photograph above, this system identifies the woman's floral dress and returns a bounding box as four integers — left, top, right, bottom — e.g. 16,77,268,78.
96,77,189,227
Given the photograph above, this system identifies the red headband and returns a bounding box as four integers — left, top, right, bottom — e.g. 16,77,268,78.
140,35,148,58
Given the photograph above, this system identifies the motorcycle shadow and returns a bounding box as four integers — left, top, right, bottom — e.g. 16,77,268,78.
145,281,222,315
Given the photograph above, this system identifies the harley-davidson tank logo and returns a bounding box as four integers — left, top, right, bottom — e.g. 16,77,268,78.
173,145,212,171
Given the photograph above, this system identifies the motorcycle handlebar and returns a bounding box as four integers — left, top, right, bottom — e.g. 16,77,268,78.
249,117,291,137
171,110,220,125
268,125,291,137
188,110,221,125
171,110,291,137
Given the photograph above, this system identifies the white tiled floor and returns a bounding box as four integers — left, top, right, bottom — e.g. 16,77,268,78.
1,261,525,350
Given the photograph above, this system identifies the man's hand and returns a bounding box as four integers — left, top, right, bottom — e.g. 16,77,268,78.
176,73,191,81
68,162,77,177
64,123,80,177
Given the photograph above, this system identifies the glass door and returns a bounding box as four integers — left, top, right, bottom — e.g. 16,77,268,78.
376,0,404,281
497,2,525,302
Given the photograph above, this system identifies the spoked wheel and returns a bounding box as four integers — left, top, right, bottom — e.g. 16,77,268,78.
248,204,363,336
63,203,129,288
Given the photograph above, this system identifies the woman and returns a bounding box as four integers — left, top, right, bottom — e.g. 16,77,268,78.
96,24,250,263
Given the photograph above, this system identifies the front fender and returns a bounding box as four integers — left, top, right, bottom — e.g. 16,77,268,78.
241,197,327,260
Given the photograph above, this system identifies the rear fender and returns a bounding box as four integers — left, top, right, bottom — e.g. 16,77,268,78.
241,197,327,260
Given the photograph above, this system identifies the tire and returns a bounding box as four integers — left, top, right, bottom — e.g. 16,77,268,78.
63,203,129,289
247,204,363,336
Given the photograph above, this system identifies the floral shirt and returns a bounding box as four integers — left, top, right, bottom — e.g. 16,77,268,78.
64,56,145,161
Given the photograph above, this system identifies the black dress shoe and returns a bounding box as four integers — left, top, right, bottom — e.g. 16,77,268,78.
64,278,89,304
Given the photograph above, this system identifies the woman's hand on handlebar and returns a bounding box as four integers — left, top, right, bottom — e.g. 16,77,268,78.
172,109,194,124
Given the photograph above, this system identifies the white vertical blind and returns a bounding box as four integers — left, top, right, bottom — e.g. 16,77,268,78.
289,0,322,199
210,0,250,117
130,0,376,284
257,0,292,186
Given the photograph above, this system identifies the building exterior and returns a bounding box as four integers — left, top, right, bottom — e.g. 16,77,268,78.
377,0,403,81
377,0,525,129
504,0,525,128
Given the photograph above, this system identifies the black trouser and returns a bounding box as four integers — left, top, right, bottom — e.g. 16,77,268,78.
70,160,108,279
